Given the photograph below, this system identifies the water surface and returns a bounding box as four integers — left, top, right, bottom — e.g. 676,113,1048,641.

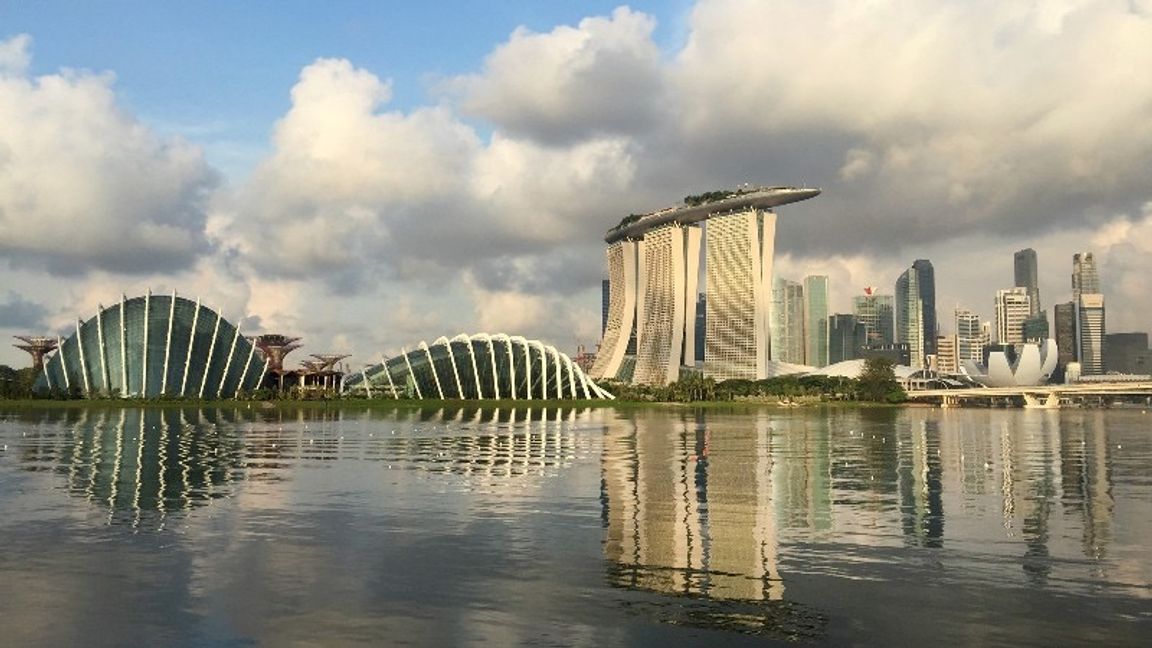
0,405,1149,646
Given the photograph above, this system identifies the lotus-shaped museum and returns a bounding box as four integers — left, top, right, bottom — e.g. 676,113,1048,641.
961,339,1058,387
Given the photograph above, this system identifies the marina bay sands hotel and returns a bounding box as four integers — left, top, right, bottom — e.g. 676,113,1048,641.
590,186,820,386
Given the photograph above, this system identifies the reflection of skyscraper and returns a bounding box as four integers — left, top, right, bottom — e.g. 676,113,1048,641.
770,277,805,364
803,275,829,367
602,412,787,603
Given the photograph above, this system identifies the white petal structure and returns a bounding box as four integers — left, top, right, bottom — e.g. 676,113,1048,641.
962,339,1058,387
34,293,266,398
344,333,614,400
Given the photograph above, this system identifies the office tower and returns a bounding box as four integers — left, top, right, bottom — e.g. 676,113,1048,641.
955,309,983,364
633,224,702,385
803,275,829,367
1072,252,1100,297
1103,333,1151,375
1014,248,1041,317
601,279,610,334
705,210,775,380
1071,252,1105,375
935,335,958,373
1077,293,1105,374
995,288,1031,345
912,259,937,354
828,314,867,364
770,277,805,364
853,289,895,346
1053,302,1077,369
896,265,926,369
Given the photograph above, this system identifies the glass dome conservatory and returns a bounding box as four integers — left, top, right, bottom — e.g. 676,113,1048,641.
343,333,613,400
34,292,266,398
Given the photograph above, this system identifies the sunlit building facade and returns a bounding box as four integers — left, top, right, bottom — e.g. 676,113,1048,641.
34,292,265,399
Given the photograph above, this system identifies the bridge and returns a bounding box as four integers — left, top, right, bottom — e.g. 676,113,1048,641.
906,382,1152,408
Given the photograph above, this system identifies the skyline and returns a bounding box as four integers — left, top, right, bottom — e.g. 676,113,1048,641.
3,1,1152,367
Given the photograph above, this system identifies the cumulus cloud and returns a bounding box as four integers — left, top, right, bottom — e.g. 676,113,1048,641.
0,35,218,275
452,7,665,144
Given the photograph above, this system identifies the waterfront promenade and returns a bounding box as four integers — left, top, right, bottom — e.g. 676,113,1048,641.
906,381,1152,408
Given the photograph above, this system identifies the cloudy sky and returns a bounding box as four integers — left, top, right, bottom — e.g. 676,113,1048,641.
2,0,1151,368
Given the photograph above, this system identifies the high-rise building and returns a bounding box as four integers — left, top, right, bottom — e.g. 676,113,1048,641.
770,277,805,364
955,309,983,365
853,289,894,347
1072,252,1100,298
1014,248,1041,318
1103,332,1151,375
1077,293,1105,375
1053,302,1077,373
1022,315,1049,342
895,265,925,369
935,334,958,374
591,186,820,385
912,259,937,354
705,210,774,380
828,314,867,364
803,275,829,367
995,288,1031,345
633,224,702,385
694,293,706,364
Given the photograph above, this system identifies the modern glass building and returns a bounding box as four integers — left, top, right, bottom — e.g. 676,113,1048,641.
343,333,613,400
770,277,804,364
803,275,829,367
34,293,265,398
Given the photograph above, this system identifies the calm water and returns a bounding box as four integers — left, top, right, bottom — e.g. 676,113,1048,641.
0,405,1149,647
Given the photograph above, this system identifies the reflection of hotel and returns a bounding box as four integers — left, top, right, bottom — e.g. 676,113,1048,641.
602,411,836,602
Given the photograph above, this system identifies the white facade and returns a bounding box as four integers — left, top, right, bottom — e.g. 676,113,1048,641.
590,240,640,380
963,339,1058,387
955,309,983,364
633,224,701,385
995,288,1031,345
704,209,776,381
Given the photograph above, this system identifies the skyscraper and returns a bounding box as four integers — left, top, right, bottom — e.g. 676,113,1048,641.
995,288,1031,345
705,209,774,380
1077,293,1105,375
955,308,983,364
770,277,805,364
1071,252,1105,376
828,314,867,364
853,289,895,347
1072,252,1100,297
633,224,701,385
1014,248,1041,317
803,275,829,367
601,279,611,335
1053,302,1077,371
912,259,937,354
896,265,925,369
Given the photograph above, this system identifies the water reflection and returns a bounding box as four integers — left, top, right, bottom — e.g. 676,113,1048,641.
602,408,1122,613
7,405,601,529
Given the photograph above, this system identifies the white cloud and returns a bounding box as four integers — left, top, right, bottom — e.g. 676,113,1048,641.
0,35,217,275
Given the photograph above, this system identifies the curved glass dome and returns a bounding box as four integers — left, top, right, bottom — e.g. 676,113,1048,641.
34,293,266,398
343,333,613,400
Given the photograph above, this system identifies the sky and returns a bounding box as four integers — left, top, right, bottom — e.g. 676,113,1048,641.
2,0,1152,369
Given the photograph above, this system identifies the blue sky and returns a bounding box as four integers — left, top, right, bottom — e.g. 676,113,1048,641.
1,1,691,178
2,1,1151,368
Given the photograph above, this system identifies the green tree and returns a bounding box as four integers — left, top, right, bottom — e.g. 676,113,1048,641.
857,357,906,403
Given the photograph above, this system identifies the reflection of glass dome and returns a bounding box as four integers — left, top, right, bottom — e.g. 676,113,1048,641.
343,333,613,400
962,339,1058,387
34,293,265,398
